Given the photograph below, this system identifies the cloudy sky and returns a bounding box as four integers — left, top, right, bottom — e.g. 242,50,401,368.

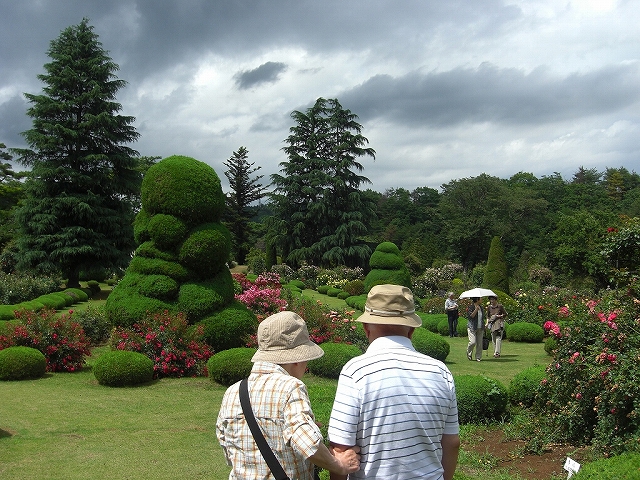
1,0,638,193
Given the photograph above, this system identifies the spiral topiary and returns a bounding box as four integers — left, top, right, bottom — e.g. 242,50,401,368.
93,350,154,387
308,342,362,378
0,346,47,381
507,322,544,343
454,374,509,424
363,242,411,292
199,300,258,352
207,348,255,386
509,364,547,407
411,327,450,362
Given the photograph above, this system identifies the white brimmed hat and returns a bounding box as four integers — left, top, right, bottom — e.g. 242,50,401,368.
251,311,324,364
356,284,422,328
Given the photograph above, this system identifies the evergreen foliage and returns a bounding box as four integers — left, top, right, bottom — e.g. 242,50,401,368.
454,374,509,424
93,350,154,387
411,327,450,362
269,97,375,268
0,346,46,381
483,236,509,294
363,242,411,292
508,364,547,407
308,342,362,379
12,19,140,287
207,347,255,386
105,155,251,328
507,322,544,343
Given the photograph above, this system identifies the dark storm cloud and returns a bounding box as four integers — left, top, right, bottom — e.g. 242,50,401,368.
340,62,640,127
234,62,287,90
0,96,31,148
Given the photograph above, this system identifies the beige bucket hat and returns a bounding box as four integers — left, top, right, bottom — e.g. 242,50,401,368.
251,311,324,364
357,284,422,328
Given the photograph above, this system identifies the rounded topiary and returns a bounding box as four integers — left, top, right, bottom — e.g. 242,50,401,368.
127,256,191,282
133,207,151,244
0,305,17,320
437,318,450,336
337,291,350,300
199,301,258,352
288,279,305,290
345,295,367,311
36,294,67,310
572,452,640,479
142,155,225,226
63,288,89,303
308,342,362,379
317,285,330,294
207,348,255,386
147,213,188,250
509,364,547,407
138,274,179,300
454,374,509,424
93,350,155,387
507,322,544,343
0,346,47,381
419,313,441,334
364,242,411,292
327,287,341,297
411,327,450,362
179,223,231,277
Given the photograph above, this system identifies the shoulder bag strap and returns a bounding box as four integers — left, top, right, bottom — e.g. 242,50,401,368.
239,378,291,480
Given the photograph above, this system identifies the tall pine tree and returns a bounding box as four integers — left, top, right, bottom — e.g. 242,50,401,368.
12,19,140,287
269,98,375,268
223,146,266,264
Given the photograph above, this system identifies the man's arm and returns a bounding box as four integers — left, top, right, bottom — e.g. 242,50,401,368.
309,443,359,477
441,433,460,480
327,443,355,480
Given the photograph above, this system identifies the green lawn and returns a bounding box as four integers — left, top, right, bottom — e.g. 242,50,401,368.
0,288,553,479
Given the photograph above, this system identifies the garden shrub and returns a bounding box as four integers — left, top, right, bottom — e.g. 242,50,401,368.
137,274,179,300
234,272,286,319
287,279,305,290
457,321,467,336
282,284,302,294
327,287,341,297
35,294,67,310
93,350,154,387
146,213,188,250
178,223,232,278
0,308,90,372
86,280,101,295
454,374,508,424
0,305,17,320
110,311,213,378
176,275,235,320
437,318,450,336
533,294,640,455
363,242,411,292
572,452,640,479
337,291,350,300
420,296,447,314
207,347,255,386
419,313,441,333
71,304,112,345
507,322,544,342
544,336,557,355
270,264,296,284
0,346,46,381
0,272,61,305
199,300,258,352
343,279,364,297
411,328,450,362
345,294,366,311
509,364,547,407
317,285,330,294
308,342,362,379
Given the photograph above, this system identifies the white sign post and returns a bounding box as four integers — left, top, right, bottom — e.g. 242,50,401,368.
564,457,581,478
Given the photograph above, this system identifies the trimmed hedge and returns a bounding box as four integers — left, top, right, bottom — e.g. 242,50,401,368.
507,322,544,343
308,342,362,379
411,328,450,362
419,313,441,333
509,364,547,407
207,348,255,386
93,350,154,387
454,374,509,424
199,301,258,352
0,346,47,381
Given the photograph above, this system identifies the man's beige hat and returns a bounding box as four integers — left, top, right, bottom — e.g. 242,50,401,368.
356,284,422,327
251,311,324,364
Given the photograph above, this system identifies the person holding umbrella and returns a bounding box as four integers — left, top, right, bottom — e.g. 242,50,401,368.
459,288,495,362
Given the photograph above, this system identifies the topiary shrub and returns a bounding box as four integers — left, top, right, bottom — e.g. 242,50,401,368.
411,328,450,362
454,374,509,424
0,305,17,320
509,364,547,407
345,295,367,311
507,322,544,343
93,350,154,387
457,321,467,336
437,318,450,336
308,342,362,379
483,236,510,295
0,346,46,381
337,291,350,300
35,294,67,310
419,313,441,333
327,287,341,297
199,301,258,352
363,242,411,292
207,347,255,386
288,279,305,290
179,223,231,278
86,280,101,295
572,452,640,479
317,285,330,294
146,213,188,250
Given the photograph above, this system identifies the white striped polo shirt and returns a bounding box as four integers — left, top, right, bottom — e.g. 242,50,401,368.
328,335,459,479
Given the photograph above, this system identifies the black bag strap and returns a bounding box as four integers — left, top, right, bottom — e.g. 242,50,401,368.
239,378,291,480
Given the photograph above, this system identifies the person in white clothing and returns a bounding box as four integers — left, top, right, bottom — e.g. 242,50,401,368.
327,284,460,480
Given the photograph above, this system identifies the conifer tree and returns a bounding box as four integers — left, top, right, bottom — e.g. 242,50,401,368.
483,236,509,294
12,19,140,287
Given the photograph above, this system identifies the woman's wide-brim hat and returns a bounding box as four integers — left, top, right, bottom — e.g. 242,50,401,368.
356,284,422,328
251,311,324,364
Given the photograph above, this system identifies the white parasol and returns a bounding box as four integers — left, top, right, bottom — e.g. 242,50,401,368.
459,287,497,299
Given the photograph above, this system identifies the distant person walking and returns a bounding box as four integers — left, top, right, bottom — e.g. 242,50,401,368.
486,295,507,358
466,297,485,361
445,292,459,337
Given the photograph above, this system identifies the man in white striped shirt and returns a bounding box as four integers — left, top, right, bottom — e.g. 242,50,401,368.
328,284,460,480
